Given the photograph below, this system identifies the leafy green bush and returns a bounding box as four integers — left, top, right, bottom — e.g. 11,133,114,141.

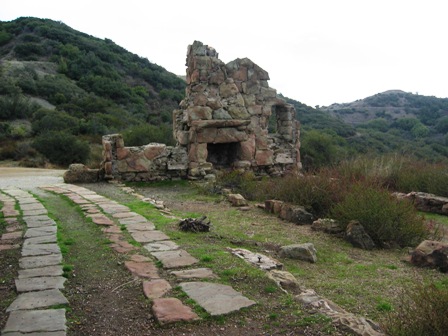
384,281,448,336
32,109,79,135
32,131,90,166
122,124,174,146
331,183,427,247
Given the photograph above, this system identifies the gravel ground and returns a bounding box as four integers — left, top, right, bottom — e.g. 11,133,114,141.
0,167,65,190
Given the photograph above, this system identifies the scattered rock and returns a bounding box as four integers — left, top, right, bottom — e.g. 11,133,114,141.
124,260,160,279
279,243,317,263
410,240,448,272
63,163,100,183
228,247,283,270
267,270,301,294
311,218,344,235
227,194,248,207
345,221,375,250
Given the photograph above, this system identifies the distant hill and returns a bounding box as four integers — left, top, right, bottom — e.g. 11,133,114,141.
285,91,448,168
0,17,187,166
322,90,448,126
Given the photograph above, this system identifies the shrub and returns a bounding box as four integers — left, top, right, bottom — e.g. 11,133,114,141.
122,123,174,146
32,131,90,166
383,282,448,336
331,183,427,247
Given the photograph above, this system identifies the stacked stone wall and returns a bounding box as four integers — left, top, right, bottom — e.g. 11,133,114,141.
102,134,188,182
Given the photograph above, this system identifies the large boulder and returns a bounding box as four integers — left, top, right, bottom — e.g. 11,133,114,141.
63,164,101,183
311,218,344,235
279,243,317,263
410,240,448,272
345,221,375,250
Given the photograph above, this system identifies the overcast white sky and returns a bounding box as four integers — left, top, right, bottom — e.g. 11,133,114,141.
1,0,447,107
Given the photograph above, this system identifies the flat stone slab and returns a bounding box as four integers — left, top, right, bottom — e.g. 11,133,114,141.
24,226,57,238
15,276,66,292
171,268,218,280
89,214,114,226
179,282,256,316
22,209,48,216
2,231,22,240
0,244,20,251
25,218,56,228
110,242,138,253
20,254,62,269
20,203,46,211
24,234,57,245
125,222,156,231
131,230,170,243
152,298,199,325
143,279,172,299
2,309,66,333
3,209,20,217
112,211,140,219
118,216,151,225
22,243,61,257
124,260,160,279
144,240,179,252
151,250,199,269
18,265,63,278
6,224,21,232
7,289,68,312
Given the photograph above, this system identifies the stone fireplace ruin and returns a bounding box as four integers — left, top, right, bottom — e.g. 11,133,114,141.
172,41,301,179
100,41,301,182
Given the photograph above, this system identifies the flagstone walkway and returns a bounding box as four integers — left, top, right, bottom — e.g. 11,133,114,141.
1,188,67,336
40,183,256,325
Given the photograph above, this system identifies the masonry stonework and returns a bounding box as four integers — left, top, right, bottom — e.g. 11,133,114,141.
100,41,301,182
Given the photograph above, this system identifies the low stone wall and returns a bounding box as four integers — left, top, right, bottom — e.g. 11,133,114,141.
101,134,188,182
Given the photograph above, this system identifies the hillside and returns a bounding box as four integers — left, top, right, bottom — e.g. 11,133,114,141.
286,91,448,168
0,17,186,166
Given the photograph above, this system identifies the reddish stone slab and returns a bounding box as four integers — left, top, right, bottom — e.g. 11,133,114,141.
152,298,199,325
143,279,172,299
129,254,151,262
89,214,114,226
110,243,137,254
171,268,218,280
124,260,159,279
102,226,122,234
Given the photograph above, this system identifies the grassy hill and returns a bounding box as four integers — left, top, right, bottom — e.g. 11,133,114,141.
0,17,185,166
286,91,448,169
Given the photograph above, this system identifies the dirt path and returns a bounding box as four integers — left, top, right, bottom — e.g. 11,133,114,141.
0,167,64,190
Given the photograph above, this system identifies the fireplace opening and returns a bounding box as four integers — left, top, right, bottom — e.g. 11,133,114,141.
207,142,239,168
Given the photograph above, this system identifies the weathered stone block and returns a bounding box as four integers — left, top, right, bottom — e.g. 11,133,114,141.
265,200,284,214
187,106,213,122
411,240,448,272
219,79,239,98
255,150,273,166
279,204,314,224
196,128,248,144
279,243,317,263
227,194,248,207
345,221,375,250
239,136,256,161
143,144,166,160
116,147,129,160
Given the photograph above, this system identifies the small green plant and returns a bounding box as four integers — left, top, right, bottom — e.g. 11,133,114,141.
376,298,393,312
268,313,278,320
200,255,213,262
264,285,278,294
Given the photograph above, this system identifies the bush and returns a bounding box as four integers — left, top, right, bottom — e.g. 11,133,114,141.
32,131,90,166
331,183,427,247
122,123,174,146
384,281,448,336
